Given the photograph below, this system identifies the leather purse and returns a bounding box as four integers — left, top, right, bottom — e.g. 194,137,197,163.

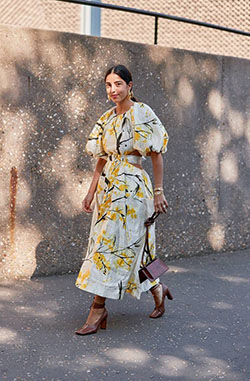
139,212,169,283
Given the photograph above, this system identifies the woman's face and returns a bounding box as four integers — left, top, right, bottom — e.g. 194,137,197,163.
105,73,132,103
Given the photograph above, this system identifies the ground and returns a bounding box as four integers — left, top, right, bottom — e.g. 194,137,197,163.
1,249,249,381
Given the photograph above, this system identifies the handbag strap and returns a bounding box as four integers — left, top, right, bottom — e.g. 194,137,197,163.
141,212,160,265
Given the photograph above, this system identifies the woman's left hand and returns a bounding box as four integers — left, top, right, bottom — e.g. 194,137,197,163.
154,194,168,213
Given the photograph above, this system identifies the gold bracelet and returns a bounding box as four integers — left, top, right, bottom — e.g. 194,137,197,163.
154,189,163,196
154,187,163,192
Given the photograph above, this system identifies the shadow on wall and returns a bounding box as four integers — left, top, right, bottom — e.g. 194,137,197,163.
0,25,250,279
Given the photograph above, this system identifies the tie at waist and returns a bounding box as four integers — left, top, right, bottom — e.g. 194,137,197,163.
108,154,142,166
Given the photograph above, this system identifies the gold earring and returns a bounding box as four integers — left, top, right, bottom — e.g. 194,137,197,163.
127,89,133,100
107,94,111,101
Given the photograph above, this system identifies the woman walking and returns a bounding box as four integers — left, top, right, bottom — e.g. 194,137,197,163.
75,64,173,335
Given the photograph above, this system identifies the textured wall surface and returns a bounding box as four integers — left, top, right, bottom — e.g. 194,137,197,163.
0,25,250,280
0,0,82,34
101,0,250,60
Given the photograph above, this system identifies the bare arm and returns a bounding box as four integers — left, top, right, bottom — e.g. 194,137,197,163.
82,158,107,213
150,152,168,213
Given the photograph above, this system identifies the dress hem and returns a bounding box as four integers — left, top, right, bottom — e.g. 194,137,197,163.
75,278,157,300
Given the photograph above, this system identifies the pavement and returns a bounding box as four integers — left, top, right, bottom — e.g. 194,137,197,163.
0,249,250,381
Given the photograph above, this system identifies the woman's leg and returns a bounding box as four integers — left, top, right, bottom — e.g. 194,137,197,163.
149,283,173,318
75,294,107,335
85,295,106,325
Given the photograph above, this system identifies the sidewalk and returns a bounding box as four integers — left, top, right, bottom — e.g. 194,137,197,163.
1,249,249,381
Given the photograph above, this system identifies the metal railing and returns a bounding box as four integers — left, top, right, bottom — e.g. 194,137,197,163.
57,0,250,45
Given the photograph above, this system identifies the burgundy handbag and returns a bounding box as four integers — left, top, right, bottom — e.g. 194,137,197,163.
139,212,169,283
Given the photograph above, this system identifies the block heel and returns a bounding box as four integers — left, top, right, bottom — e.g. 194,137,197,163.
75,301,108,336
150,283,173,319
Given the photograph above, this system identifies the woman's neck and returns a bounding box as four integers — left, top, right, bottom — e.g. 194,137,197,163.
115,100,134,115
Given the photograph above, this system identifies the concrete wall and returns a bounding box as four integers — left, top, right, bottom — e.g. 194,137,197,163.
0,25,250,280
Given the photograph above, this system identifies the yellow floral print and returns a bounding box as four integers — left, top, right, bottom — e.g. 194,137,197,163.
115,251,134,270
118,183,129,192
136,190,144,199
127,206,137,219
93,252,111,274
77,269,90,289
126,277,137,294
96,229,106,245
76,102,168,300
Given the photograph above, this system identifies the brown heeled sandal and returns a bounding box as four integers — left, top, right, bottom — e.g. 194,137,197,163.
75,301,108,336
149,283,173,319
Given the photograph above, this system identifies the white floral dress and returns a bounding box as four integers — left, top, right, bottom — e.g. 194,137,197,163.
75,102,169,300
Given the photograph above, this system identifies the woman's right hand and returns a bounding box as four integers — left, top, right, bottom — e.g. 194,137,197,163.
82,192,94,213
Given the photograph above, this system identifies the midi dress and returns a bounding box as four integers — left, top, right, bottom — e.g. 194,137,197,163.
75,102,169,300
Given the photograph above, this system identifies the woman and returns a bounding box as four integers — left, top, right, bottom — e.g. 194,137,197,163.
75,64,173,336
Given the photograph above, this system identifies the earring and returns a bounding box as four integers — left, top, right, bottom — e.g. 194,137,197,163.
127,89,133,100
107,94,111,101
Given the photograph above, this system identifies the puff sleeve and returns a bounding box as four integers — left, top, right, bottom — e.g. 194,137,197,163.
85,110,112,159
132,103,169,156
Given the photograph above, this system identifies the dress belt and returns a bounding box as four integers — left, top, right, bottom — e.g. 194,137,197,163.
108,154,143,166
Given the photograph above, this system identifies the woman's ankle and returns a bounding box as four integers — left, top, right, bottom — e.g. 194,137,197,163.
150,283,161,294
93,295,106,307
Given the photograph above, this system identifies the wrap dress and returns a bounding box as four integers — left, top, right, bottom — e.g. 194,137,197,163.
75,102,169,300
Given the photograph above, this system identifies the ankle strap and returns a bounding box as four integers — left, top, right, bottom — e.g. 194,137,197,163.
92,302,105,309
150,284,161,292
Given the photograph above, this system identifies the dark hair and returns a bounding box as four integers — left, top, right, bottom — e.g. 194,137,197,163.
104,64,137,102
